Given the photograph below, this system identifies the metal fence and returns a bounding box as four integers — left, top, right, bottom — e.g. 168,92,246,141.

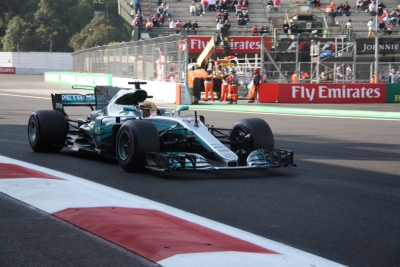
72,35,187,83
260,32,400,84
72,30,400,86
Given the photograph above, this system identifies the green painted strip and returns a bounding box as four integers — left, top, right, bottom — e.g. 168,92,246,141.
182,104,400,119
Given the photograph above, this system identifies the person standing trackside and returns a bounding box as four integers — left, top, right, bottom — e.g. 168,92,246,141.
204,69,214,101
227,68,238,104
219,68,229,101
248,68,261,103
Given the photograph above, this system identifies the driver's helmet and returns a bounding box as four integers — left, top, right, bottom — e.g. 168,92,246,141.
138,100,157,117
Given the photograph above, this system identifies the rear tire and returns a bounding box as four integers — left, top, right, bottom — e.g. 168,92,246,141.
28,110,67,152
230,118,274,165
116,120,160,172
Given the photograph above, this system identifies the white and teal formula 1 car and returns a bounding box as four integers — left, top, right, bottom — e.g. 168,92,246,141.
28,81,295,172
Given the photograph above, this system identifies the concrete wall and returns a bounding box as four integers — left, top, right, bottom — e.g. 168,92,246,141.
0,52,72,74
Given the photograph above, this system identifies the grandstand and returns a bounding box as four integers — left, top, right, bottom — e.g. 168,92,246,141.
119,0,400,38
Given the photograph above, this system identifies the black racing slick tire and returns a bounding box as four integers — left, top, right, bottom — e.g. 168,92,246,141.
230,118,274,165
28,110,67,152
116,120,160,172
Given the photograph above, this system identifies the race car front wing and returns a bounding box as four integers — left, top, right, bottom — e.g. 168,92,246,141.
145,148,296,171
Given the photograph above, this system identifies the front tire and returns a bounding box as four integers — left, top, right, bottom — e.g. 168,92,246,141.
116,120,160,172
230,118,274,165
28,110,67,152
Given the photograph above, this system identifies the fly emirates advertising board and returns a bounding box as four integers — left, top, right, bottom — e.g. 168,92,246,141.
259,83,387,103
187,36,272,54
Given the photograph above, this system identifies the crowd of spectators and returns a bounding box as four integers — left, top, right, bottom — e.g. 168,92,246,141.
133,1,200,35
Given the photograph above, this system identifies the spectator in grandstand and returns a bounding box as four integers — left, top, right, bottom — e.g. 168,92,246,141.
388,68,397,83
336,66,344,81
343,2,351,15
135,0,141,14
369,1,376,15
362,0,369,13
223,20,231,30
378,19,386,32
367,17,375,37
282,20,289,33
216,0,226,11
300,71,310,82
243,10,250,24
169,18,176,34
196,2,203,15
315,0,321,7
216,11,223,23
183,20,192,33
242,0,249,11
345,66,353,80
190,1,196,15
223,10,230,21
377,1,386,15
326,2,337,16
235,2,243,15
201,0,208,14
290,22,298,35
165,5,173,20
337,2,344,15
208,0,217,11
266,0,273,10
259,25,268,34
158,14,166,26
382,9,389,22
355,0,363,12
132,16,141,27
228,0,234,9
152,14,160,27
156,4,165,18
192,20,199,34
145,19,154,32
320,66,333,81
291,72,297,83
390,70,399,83
237,11,245,25
273,0,281,12
217,19,224,30
175,19,182,34
252,25,259,35
389,9,398,26
386,21,393,35
136,10,144,25
283,70,290,80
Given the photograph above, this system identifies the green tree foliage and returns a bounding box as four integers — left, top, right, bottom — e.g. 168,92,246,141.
2,16,32,51
0,0,132,52
69,16,118,51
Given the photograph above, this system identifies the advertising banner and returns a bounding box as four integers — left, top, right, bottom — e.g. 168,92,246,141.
259,83,387,103
0,67,16,74
187,36,272,54
385,84,400,103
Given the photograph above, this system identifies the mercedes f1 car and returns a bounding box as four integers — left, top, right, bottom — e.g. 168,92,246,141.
28,81,295,172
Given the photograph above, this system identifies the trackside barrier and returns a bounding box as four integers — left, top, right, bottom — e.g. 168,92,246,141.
258,83,400,103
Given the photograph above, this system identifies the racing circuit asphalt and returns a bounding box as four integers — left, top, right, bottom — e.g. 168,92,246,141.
0,74,400,267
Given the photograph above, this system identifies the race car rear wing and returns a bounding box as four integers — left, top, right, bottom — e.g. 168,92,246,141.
52,81,151,113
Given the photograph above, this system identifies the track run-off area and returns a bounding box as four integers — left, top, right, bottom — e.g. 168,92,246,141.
0,75,399,267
